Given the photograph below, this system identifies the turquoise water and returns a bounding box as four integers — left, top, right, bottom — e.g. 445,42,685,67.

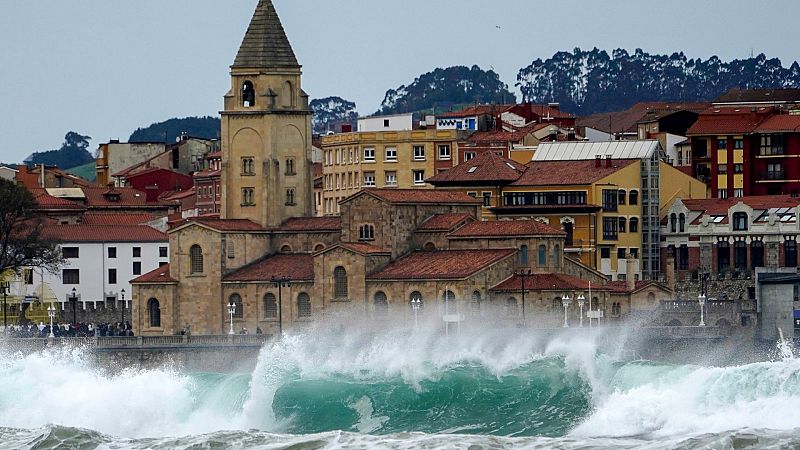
0,325,798,449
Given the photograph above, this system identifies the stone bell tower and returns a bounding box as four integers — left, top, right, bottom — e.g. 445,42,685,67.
220,0,313,227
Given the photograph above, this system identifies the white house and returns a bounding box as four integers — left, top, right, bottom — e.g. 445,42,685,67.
357,113,413,132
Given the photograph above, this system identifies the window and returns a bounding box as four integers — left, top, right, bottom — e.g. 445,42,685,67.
618,190,626,205
62,269,80,285
334,266,348,299
617,248,626,259
629,190,638,205
133,247,141,258
601,247,611,259
241,157,255,175
242,80,255,107
359,224,375,241
132,262,141,275
373,291,388,316
364,147,375,161
385,147,397,161
718,189,728,199
482,192,492,207
519,245,529,266
413,170,425,185
602,190,618,212
752,241,764,268
264,293,278,318
734,241,747,270
286,158,296,176
679,213,686,232
190,245,203,274
383,119,390,127
766,162,784,180
470,291,482,313
618,217,626,233
717,138,727,150
285,188,295,206
385,171,397,187
734,164,743,174
629,247,639,258
298,293,312,317
465,151,476,161
537,244,547,266
108,269,117,284
23,269,33,285
364,172,376,187
786,240,798,267
242,188,255,206
62,247,79,259
760,134,784,155
679,244,689,270
563,221,574,246
438,144,451,160
732,212,748,231
229,294,243,319
602,217,618,240
413,145,425,160
409,291,423,310
108,247,117,258
734,189,744,198
718,241,730,272
157,246,167,258
148,298,161,327
629,217,639,232
552,245,560,269
734,139,744,149
717,164,727,175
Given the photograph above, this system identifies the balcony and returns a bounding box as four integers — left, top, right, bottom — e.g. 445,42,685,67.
757,170,787,182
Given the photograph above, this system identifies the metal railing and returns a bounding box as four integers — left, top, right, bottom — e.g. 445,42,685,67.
0,334,270,349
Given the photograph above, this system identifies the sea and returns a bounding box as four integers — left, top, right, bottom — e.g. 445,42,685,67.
0,323,798,449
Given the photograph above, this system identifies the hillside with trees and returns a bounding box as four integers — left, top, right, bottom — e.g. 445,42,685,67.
26,132,94,170
311,96,358,134
129,116,221,143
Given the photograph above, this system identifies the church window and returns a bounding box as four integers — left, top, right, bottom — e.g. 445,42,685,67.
148,298,161,327
242,81,255,107
285,158,296,176
538,245,547,267
242,188,255,206
285,188,295,206
229,293,243,318
282,81,294,108
264,293,277,318
519,245,529,265
373,291,388,316
359,224,375,241
298,293,311,317
241,157,255,175
334,266,348,299
190,245,203,274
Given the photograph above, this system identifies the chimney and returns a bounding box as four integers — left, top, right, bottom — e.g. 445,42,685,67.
595,155,602,168
606,154,613,168
665,251,676,292
626,254,635,291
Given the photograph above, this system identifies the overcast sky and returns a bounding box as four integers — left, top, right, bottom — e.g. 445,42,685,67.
2,0,799,163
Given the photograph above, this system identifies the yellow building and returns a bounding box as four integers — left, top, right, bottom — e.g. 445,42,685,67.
319,126,469,215
430,141,707,280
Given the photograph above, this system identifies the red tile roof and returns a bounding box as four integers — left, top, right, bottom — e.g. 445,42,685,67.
427,151,526,185
681,195,800,225
527,104,576,120
605,280,658,293
30,189,85,210
416,213,474,232
276,216,342,232
754,114,800,133
131,264,177,284
367,249,515,280
448,219,565,237
355,188,482,205
193,169,221,178
511,159,638,186
223,253,314,282
686,107,773,135
337,242,390,255
466,123,546,144
578,102,709,134
713,88,800,104
81,213,161,225
181,218,266,232
437,104,514,119
81,187,169,207
492,273,607,292
43,224,168,243
206,151,222,159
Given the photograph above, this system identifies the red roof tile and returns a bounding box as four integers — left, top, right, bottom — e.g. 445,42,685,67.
492,273,608,292
30,189,85,210
367,249,515,280
427,151,525,185
449,219,565,237
437,104,515,119
276,216,342,232
177,218,266,232
81,213,161,225
466,123,546,144
337,242,390,255
43,224,168,243
578,102,709,134
511,159,638,186
223,254,314,282
714,88,800,104
417,213,474,232
754,114,800,133
680,195,800,225
131,264,177,283
686,107,773,135
605,280,657,293
193,169,221,178
355,188,482,205
206,151,222,159
81,187,169,207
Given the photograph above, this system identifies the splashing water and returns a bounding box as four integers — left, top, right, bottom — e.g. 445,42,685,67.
0,323,799,449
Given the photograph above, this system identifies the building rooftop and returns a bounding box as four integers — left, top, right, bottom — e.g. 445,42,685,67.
491,273,603,292
131,264,177,284
336,242,391,255
275,216,342,232
81,213,161,226
437,104,514,119
367,249,515,280
232,0,299,69
511,159,638,186
416,213,474,232
448,219,565,238
754,114,800,133
686,107,773,135
713,88,800,105
533,140,661,161
223,253,313,282
171,218,266,233
577,102,709,134
350,188,482,205
426,151,526,185
43,224,168,243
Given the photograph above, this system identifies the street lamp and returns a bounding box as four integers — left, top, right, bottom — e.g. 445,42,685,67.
120,288,126,326
271,275,291,336
561,294,571,328
69,288,78,326
47,305,56,338
514,269,531,325
698,293,706,327
227,301,236,335
411,295,422,328
0,281,9,333
577,294,585,328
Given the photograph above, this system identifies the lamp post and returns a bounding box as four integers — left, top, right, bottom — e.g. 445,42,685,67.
561,294,571,328
698,293,706,327
0,281,9,333
577,294,585,328
411,295,421,328
514,269,531,325
47,305,56,338
271,275,291,336
227,301,236,335
120,288,126,326
69,288,78,326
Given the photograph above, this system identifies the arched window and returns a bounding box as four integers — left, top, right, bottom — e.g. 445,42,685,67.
358,224,375,240
297,292,311,318
519,245,529,266
423,242,436,251
334,266,348,299
618,189,626,205
732,212,748,231
280,244,292,254
190,245,203,274
409,291,423,310
242,80,255,107
670,213,677,233
538,245,547,266
552,297,562,312
630,217,639,233
443,290,456,314
562,221,574,246
471,290,481,313
629,190,639,205
229,293,243,319
148,298,161,327
552,245,560,269
618,217,627,233
264,293,277,318
679,213,686,232
282,80,294,108
314,244,326,252
373,291,388,316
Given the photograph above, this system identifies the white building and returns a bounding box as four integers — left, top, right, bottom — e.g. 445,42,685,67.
12,224,168,316
357,113,413,132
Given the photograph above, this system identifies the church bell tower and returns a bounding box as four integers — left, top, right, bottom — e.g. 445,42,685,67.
220,0,313,227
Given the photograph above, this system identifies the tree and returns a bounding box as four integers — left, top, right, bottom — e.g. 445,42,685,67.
0,179,62,276
27,131,94,170
310,96,358,134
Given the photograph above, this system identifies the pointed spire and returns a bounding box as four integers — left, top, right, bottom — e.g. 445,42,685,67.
233,0,299,69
